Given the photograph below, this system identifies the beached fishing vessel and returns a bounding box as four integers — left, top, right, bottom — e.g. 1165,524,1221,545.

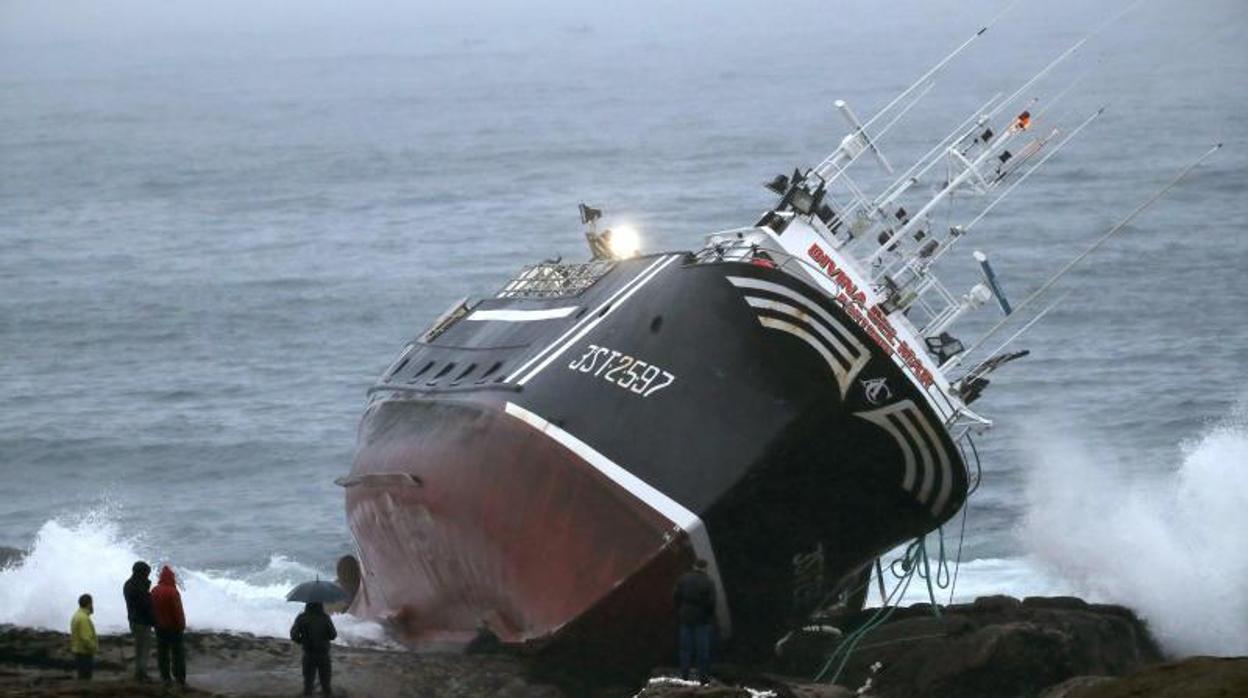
338,16,1217,665
340,96,1022,654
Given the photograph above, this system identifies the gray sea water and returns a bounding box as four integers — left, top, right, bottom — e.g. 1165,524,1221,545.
2,0,1246,653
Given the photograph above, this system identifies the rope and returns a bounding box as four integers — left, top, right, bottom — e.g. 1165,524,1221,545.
948,501,971,606
814,530,962,685
812,433,980,684
812,545,917,684
945,434,978,603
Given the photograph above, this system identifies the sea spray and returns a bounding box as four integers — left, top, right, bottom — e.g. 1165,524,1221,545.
866,554,1075,608
1020,403,1248,655
0,511,388,645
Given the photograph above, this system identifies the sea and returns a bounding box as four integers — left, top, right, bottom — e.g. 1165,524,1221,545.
2,0,1245,656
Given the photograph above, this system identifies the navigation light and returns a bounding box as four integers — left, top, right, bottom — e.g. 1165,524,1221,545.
607,225,641,259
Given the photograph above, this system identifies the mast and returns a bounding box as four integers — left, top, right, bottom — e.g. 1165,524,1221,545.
726,0,1206,424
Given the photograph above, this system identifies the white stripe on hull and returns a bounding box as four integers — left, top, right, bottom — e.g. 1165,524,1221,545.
503,400,732,636
727,275,956,518
506,255,672,382
467,307,579,322
857,404,918,494
913,406,954,516
745,297,856,363
514,255,679,386
728,276,869,398
853,400,952,518
757,316,853,394
747,297,864,398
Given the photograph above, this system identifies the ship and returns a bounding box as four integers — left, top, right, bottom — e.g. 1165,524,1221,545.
336,23,1187,667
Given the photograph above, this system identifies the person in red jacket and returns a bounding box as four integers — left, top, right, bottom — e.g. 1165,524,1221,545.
150,565,187,686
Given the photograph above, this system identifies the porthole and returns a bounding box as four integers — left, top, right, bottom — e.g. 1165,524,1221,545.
428,363,455,384
451,363,477,384
476,361,503,384
387,357,411,379
408,360,435,382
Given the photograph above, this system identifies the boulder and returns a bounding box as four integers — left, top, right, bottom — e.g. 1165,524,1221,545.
1040,676,1116,697
0,545,26,569
634,675,853,698
1022,596,1089,611
773,626,844,675
1042,657,1248,698
805,597,1163,697
0,597,1205,698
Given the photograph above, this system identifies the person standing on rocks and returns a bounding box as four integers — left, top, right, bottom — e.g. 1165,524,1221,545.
69,593,98,680
673,558,716,684
150,565,187,686
290,601,338,696
123,560,156,681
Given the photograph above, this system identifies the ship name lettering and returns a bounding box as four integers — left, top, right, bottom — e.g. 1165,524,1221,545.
812,242,936,389
568,344,676,397
866,325,892,355
867,304,898,340
896,342,935,386
808,243,867,305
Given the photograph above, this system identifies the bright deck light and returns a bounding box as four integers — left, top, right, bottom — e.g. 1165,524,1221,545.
608,225,641,259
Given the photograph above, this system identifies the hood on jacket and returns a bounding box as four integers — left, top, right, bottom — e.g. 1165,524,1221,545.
158,566,177,586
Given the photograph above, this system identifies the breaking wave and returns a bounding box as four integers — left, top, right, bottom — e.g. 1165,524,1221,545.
1020,401,1248,655
866,548,1076,611
0,512,388,645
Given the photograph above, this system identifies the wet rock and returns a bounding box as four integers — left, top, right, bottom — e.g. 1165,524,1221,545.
786,685,854,698
0,625,125,672
1,624,559,697
0,677,218,697
496,676,567,698
820,599,1163,697
773,626,844,674
0,546,25,569
634,676,815,697
1039,675,1116,697
1041,657,1248,698
0,598,1216,698
971,594,1023,613
1023,596,1089,611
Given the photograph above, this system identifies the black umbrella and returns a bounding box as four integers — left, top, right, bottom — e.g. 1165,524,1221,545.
286,579,348,604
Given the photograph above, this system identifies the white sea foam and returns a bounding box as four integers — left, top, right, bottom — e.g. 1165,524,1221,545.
867,552,1077,609
0,512,388,645
1019,403,1248,655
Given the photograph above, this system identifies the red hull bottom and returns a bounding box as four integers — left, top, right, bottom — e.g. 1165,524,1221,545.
346,397,696,661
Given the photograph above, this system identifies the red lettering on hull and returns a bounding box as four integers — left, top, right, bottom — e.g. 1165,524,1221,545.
807,242,935,388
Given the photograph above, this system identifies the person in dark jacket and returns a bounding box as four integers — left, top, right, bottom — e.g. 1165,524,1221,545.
290,602,337,696
673,558,716,683
123,561,156,681
150,565,187,686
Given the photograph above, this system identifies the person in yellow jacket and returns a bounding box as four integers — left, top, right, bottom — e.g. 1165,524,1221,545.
69,593,98,679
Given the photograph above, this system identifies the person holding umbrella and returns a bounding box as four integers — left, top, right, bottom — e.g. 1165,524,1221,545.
288,579,345,696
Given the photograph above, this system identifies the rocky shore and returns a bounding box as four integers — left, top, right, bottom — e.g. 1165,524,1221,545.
2,597,1244,697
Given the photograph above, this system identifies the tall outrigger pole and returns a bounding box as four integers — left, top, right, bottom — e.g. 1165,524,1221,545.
951,143,1225,370
739,0,1186,425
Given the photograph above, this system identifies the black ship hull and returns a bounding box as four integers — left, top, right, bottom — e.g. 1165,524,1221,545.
345,252,968,663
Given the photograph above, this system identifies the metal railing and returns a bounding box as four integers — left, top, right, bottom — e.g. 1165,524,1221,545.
495,260,615,299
